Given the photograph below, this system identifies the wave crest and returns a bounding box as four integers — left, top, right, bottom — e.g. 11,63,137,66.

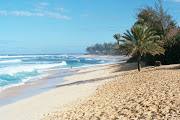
0,61,67,75
0,59,22,63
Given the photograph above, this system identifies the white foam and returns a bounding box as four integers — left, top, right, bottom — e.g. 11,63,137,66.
86,58,93,60
21,73,49,83
0,56,25,58
60,61,67,66
99,60,105,63
0,79,7,83
0,82,25,91
0,73,50,90
0,59,22,63
0,55,63,58
0,61,67,75
71,59,80,62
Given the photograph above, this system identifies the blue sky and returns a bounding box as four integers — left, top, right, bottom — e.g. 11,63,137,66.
0,0,179,54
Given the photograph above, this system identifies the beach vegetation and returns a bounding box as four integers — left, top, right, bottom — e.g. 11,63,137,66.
144,34,180,65
113,34,121,45
135,0,177,40
118,24,165,71
127,0,180,66
86,42,119,55
86,0,179,67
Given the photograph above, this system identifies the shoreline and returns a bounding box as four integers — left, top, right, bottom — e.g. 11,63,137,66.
0,69,75,107
0,60,127,120
0,55,128,106
1,58,179,119
0,55,127,102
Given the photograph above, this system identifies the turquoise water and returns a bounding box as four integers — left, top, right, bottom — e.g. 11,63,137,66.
0,54,120,89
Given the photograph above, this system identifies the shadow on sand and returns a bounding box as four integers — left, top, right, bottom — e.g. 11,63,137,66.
56,75,118,88
56,62,141,88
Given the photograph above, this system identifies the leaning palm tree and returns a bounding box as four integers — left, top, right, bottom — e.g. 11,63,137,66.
113,34,121,45
118,25,165,71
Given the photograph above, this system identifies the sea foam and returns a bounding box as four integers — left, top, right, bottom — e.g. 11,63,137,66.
0,59,22,63
0,61,67,75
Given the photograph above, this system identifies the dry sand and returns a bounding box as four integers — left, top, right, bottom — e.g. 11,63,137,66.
43,63,180,120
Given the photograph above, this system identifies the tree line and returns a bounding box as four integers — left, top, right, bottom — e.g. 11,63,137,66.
86,43,119,55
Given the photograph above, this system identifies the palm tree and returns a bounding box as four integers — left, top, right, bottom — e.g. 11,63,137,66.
118,25,165,71
113,34,121,45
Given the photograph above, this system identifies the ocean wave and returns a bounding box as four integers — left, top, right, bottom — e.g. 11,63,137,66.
0,61,67,75
0,56,25,58
99,60,105,63
0,71,49,89
0,59,22,63
0,55,70,59
0,70,39,87
0,79,8,83
60,61,67,66
0,82,25,90
85,58,93,60
0,55,49,58
68,59,80,62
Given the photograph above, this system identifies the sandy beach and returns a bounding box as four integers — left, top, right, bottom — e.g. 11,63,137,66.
0,58,179,120
43,63,180,120
0,55,127,120
1,0,179,119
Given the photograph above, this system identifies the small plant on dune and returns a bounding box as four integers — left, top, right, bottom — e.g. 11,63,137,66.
118,24,165,71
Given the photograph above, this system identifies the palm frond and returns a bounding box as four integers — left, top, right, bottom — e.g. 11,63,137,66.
117,24,165,57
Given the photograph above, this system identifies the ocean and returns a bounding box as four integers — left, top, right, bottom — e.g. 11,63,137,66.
0,54,120,90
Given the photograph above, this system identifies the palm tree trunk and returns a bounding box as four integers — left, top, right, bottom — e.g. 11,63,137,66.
137,52,141,72
117,41,119,45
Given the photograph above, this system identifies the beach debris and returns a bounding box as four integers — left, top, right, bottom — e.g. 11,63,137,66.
155,61,162,66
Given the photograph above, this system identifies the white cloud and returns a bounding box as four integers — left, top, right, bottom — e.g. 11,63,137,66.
81,14,123,21
0,10,71,20
0,2,71,20
11,11,33,16
43,11,71,20
35,13,44,16
81,14,90,17
165,0,180,2
9,11,44,17
56,8,68,13
0,10,7,15
40,2,50,6
31,8,43,12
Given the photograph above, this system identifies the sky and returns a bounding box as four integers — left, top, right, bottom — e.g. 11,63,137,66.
0,0,179,54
